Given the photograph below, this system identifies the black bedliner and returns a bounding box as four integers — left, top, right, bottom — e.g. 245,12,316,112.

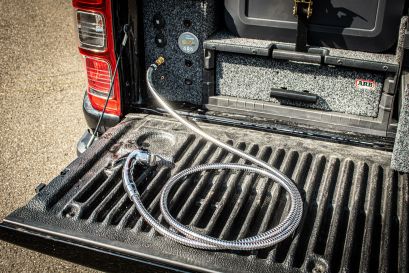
1,114,408,273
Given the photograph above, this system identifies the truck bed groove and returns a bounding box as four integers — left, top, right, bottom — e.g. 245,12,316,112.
5,116,407,273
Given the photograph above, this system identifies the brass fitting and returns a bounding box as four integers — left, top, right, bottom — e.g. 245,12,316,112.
155,56,165,66
293,0,313,19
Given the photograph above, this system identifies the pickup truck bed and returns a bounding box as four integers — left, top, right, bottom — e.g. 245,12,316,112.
1,114,408,273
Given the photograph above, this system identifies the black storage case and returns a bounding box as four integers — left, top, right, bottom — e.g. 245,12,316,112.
224,0,405,52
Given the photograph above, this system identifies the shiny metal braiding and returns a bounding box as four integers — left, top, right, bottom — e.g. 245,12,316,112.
121,61,304,250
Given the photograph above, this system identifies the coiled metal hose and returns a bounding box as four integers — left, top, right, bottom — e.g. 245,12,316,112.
122,58,303,250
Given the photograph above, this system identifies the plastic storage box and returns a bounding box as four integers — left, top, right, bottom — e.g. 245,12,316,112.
224,0,405,52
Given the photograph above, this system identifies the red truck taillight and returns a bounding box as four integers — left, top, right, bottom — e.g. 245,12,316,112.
73,0,121,116
73,0,104,7
85,57,114,98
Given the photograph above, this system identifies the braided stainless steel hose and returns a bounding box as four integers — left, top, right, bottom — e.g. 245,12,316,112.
122,58,303,250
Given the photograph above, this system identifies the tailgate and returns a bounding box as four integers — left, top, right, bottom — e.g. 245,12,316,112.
0,114,408,273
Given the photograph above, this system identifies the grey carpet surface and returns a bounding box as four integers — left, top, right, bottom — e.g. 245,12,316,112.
142,0,217,105
205,31,275,51
216,53,384,117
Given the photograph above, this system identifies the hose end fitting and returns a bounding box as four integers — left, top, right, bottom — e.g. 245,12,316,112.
155,56,165,67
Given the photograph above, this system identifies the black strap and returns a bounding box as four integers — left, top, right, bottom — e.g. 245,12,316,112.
293,1,313,52
295,9,309,52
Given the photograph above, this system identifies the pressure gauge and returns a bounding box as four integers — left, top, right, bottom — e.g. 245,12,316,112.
178,32,199,54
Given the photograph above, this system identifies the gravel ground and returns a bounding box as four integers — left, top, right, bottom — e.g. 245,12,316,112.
0,0,99,272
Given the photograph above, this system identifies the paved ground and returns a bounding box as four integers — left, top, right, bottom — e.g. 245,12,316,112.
0,0,98,272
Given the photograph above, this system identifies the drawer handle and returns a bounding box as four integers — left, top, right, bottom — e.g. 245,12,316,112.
270,88,318,103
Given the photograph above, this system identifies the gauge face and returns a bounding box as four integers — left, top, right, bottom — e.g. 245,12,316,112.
178,32,199,54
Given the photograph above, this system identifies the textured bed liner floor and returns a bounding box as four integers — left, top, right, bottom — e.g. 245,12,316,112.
2,114,408,273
